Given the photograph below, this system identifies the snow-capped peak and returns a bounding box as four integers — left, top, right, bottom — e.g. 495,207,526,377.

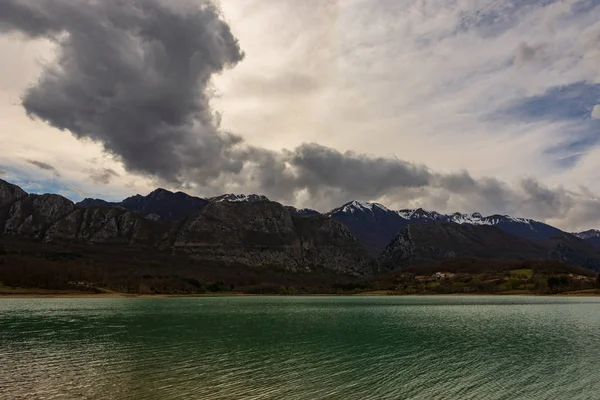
329,202,556,237
573,229,600,240
338,201,390,214
389,208,534,227
212,193,270,203
396,208,442,220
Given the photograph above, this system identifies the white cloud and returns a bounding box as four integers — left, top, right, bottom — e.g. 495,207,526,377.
2,0,600,230
215,0,600,174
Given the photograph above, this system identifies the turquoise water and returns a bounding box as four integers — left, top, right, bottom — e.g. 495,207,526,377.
1,296,599,399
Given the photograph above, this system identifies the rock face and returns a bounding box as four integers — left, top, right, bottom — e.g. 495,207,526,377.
0,180,162,245
3,178,600,275
544,232,600,271
0,179,27,208
3,194,75,238
171,201,377,276
285,206,321,217
380,223,600,272
210,193,270,203
76,198,114,208
379,223,548,270
1,180,375,276
44,207,160,245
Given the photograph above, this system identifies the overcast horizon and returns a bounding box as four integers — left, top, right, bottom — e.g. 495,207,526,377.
1,0,600,231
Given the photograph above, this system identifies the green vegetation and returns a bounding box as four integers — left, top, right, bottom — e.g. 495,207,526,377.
368,259,597,295
510,268,533,279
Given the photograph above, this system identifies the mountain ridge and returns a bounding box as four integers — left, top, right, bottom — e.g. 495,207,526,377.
76,188,596,244
5,179,600,274
379,222,550,270
329,201,572,256
573,229,600,249
2,179,375,276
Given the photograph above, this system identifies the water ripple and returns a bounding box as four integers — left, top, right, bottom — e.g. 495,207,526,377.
1,296,599,399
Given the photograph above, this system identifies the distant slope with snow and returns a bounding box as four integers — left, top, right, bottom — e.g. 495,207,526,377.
329,201,410,256
573,229,600,249
210,194,270,203
331,202,570,257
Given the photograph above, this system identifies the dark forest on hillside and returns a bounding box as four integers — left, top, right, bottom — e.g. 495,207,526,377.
1,239,598,296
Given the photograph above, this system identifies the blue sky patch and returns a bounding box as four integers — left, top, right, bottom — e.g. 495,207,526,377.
498,81,600,169
506,82,600,121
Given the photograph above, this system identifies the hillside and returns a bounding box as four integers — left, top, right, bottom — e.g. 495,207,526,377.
1,178,599,295
330,201,572,258
379,223,549,270
329,201,408,256
379,223,600,272
0,179,375,278
77,188,208,221
367,258,598,295
574,230,600,249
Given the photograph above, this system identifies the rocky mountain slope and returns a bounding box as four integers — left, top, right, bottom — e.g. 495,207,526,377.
380,223,600,272
543,232,600,269
1,179,375,276
169,201,376,275
78,190,280,222
329,201,409,256
78,191,579,262
397,208,564,241
77,188,208,221
573,229,600,249
2,190,165,245
209,193,270,203
330,201,572,257
379,223,548,270
4,178,600,277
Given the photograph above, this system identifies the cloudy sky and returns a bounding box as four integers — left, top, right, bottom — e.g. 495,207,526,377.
0,0,600,231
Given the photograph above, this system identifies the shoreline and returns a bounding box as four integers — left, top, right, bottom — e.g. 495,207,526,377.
1,290,599,299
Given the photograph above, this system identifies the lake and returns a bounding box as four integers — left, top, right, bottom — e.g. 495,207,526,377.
1,296,599,399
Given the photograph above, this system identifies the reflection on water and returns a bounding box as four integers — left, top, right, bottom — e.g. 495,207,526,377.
1,296,600,399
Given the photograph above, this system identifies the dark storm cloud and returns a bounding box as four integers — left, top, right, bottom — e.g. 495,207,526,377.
2,0,244,184
2,0,436,203
0,0,497,204
89,168,120,185
2,0,428,204
3,0,600,228
433,172,516,212
27,159,61,177
0,0,64,37
287,143,431,197
520,178,569,213
0,169,6,176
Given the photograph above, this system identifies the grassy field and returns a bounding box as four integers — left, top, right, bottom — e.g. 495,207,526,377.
510,268,534,279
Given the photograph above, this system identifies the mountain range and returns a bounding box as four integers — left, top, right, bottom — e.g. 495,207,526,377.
2,178,600,279
0,179,376,277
